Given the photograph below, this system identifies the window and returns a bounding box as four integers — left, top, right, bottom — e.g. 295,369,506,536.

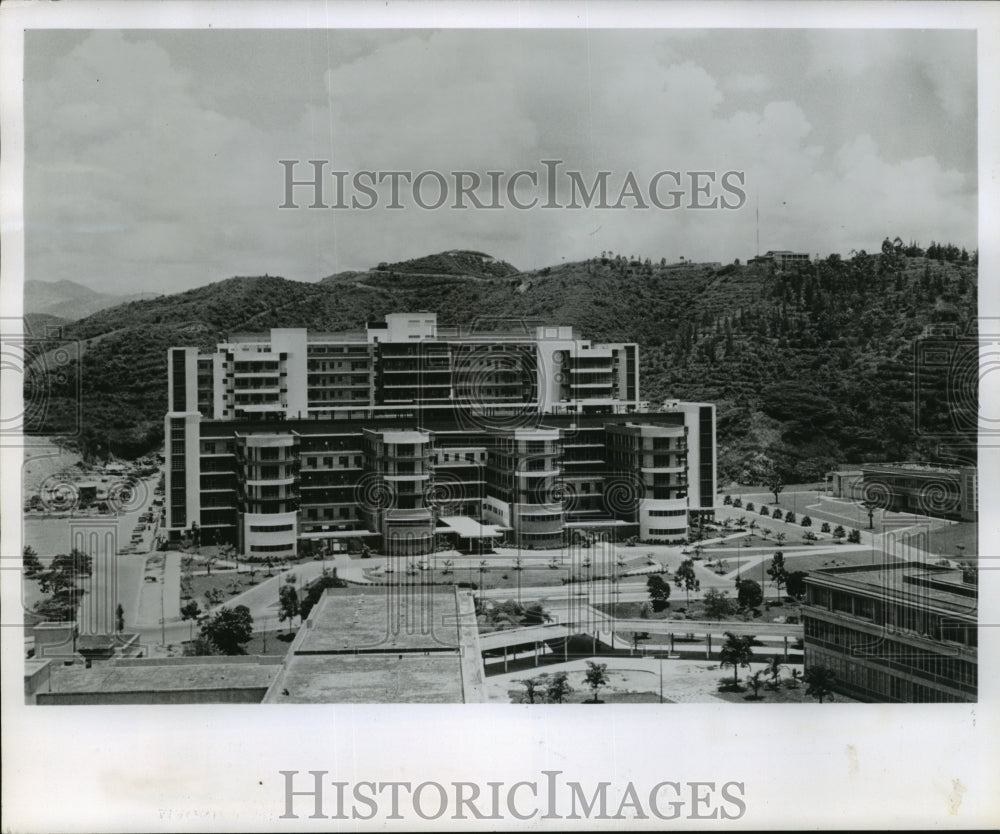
249,523,294,533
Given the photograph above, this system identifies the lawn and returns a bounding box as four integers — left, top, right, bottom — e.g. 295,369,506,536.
927,521,978,560
184,571,263,606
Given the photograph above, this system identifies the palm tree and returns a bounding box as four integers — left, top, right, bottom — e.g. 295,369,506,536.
719,631,755,686
803,665,837,703
442,559,454,576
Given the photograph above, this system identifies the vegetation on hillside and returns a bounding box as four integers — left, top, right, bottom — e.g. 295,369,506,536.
27,240,977,483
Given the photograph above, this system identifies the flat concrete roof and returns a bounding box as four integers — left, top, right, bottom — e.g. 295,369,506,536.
807,564,977,617
438,515,504,538
48,660,280,693
266,654,465,703
293,591,461,653
263,588,484,703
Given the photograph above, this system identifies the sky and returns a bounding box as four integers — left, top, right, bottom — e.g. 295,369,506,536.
24,27,978,295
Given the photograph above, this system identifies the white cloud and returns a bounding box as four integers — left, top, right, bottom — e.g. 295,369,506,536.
24,29,977,293
724,73,772,94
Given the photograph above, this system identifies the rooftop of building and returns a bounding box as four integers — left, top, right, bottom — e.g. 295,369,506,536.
264,654,466,703
263,588,482,703
290,590,462,653
860,461,975,476
805,562,977,617
45,656,282,694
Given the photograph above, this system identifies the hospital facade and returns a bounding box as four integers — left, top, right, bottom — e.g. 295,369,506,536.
164,313,716,556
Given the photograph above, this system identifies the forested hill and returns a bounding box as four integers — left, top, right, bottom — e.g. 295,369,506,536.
29,244,978,484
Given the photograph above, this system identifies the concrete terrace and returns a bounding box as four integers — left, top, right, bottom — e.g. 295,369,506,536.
264,587,484,703
38,656,282,704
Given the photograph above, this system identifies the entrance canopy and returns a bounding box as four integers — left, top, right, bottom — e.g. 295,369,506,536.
437,516,507,539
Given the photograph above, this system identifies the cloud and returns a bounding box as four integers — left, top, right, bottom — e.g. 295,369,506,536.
24,29,977,294
724,73,772,94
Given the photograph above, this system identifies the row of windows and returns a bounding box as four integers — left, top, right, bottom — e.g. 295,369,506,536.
649,527,687,535
249,523,295,533
805,619,977,686
648,509,686,517
810,647,973,703
249,543,294,553
305,507,354,521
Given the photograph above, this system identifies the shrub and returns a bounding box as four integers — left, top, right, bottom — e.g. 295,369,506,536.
785,511,796,524
801,515,812,527
821,522,831,533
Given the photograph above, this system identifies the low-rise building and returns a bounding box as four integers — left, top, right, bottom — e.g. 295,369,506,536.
802,562,977,703
860,462,977,521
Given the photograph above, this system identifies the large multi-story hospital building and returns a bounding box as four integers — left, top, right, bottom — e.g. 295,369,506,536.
164,313,716,556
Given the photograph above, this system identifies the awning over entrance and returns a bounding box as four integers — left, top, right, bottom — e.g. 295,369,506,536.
437,516,507,539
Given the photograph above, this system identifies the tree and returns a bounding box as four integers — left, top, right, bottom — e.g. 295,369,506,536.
784,510,796,524
820,522,831,533
583,661,609,703
703,588,737,619
800,515,812,527
767,552,788,597
299,569,347,620
766,655,783,688
23,546,42,578
723,494,733,505
786,570,808,600
674,559,700,606
516,675,547,704
775,532,786,547
759,505,770,517
646,574,672,612
522,602,551,625
278,583,299,632
747,669,766,699
736,578,763,612
546,671,572,704
745,502,755,513
832,525,846,542
719,631,755,685
763,461,784,504
33,548,92,621
803,665,837,703
847,528,862,544
200,605,254,655
180,599,202,638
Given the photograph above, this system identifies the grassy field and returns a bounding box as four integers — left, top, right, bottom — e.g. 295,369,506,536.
926,522,978,560
184,571,263,605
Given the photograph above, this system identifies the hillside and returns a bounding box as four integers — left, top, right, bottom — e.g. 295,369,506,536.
25,279,161,320
26,244,978,482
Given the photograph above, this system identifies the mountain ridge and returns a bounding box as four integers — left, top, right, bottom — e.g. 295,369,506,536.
25,245,977,483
